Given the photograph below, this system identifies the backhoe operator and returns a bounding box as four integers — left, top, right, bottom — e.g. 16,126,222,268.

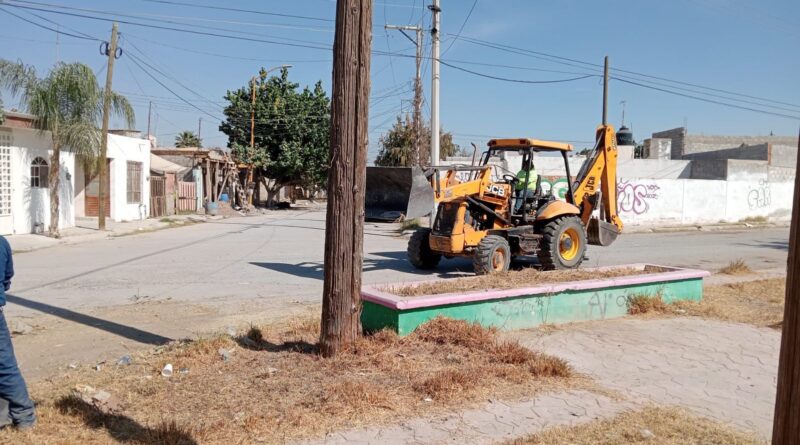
514,158,538,212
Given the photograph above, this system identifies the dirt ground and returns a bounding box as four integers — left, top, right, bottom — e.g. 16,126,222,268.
2,318,579,445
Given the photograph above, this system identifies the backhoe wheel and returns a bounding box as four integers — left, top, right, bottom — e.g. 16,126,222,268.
473,235,511,275
408,228,441,269
539,216,587,270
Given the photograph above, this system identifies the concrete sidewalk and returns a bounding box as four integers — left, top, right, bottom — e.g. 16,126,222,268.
6,214,218,253
307,316,779,444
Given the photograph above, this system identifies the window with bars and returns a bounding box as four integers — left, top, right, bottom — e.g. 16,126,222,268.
127,161,142,203
0,133,11,216
30,157,49,188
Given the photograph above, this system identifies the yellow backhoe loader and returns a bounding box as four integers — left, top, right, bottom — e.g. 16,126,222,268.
407,124,623,274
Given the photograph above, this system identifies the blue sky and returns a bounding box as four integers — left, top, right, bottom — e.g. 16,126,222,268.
1,0,798,162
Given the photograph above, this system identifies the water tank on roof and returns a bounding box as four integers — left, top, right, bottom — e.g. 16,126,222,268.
616,125,635,146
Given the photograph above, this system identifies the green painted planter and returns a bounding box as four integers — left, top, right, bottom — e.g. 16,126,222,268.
361,264,709,336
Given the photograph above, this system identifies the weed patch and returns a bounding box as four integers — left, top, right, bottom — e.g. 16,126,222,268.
12,317,575,445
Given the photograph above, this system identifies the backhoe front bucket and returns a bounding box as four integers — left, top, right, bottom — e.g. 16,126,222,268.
365,167,435,221
587,218,620,246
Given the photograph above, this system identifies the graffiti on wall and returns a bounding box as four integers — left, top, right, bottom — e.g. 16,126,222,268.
617,181,660,215
540,176,570,199
536,177,663,216
747,179,771,210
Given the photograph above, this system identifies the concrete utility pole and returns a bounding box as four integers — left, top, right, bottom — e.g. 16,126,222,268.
602,55,609,126
429,0,441,168
771,128,800,445
146,101,152,140
98,22,119,230
385,24,423,166
198,117,202,145
321,0,373,358
428,0,441,223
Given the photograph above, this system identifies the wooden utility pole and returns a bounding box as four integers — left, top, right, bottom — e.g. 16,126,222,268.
321,0,373,357
771,127,800,444
98,22,119,230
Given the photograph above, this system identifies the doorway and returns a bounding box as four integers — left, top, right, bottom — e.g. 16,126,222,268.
85,160,111,217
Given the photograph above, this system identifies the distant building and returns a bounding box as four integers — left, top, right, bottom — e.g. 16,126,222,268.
647,127,796,181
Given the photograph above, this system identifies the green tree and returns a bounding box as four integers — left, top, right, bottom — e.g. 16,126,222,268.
0,59,134,237
219,68,330,204
374,114,461,167
175,130,201,148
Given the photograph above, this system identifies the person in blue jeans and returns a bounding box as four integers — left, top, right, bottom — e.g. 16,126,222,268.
0,235,36,430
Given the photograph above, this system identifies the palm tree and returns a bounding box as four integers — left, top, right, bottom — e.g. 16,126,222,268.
175,131,202,148
0,59,134,237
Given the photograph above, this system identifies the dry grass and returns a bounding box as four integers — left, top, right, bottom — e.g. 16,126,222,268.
506,406,764,445
626,293,669,315
399,218,423,232
390,267,650,297
5,317,575,445
674,278,786,329
719,259,753,275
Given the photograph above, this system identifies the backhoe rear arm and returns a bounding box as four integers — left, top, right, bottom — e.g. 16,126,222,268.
572,125,624,232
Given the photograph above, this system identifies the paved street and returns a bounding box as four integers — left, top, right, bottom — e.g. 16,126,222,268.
3,209,789,378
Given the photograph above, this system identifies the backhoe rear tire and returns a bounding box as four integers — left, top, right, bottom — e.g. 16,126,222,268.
473,235,511,275
408,228,441,269
539,216,587,270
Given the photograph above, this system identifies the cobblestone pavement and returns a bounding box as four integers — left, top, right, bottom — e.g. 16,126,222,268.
304,317,779,444
304,390,636,445
524,317,779,439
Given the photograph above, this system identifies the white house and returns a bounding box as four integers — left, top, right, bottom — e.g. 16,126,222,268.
74,131,151,222
0,111,151,235
0,111,75,235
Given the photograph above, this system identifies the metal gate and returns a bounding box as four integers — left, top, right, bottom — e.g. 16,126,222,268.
177,181,197,213
150,176,166,217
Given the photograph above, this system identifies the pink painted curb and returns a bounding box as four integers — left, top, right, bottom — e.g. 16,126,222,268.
361,264,711,310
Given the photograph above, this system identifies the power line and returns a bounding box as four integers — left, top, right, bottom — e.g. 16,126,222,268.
441,0,479,56
138,0,334,23
9,0,336,33
0,6,99,40
455,33,800,110
2,3,332,51
10,0,798,123
613,77,800,121
123,33,331,64
6,1,333,48
126,52,225,122
439,60,597,84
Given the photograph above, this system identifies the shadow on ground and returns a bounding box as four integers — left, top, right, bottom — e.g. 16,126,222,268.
250,250,476,281
56,395,198,444
6,294,171,345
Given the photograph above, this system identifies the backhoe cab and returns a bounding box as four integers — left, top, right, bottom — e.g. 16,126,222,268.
408,125,624,274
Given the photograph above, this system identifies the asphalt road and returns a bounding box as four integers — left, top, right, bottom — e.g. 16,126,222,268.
4,209,788,378
7,209,789,317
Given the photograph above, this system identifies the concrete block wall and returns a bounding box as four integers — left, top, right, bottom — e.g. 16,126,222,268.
771,144,798,168
644,138,671,160
690,159,728,180
682,143,769,162
652,127,686,160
